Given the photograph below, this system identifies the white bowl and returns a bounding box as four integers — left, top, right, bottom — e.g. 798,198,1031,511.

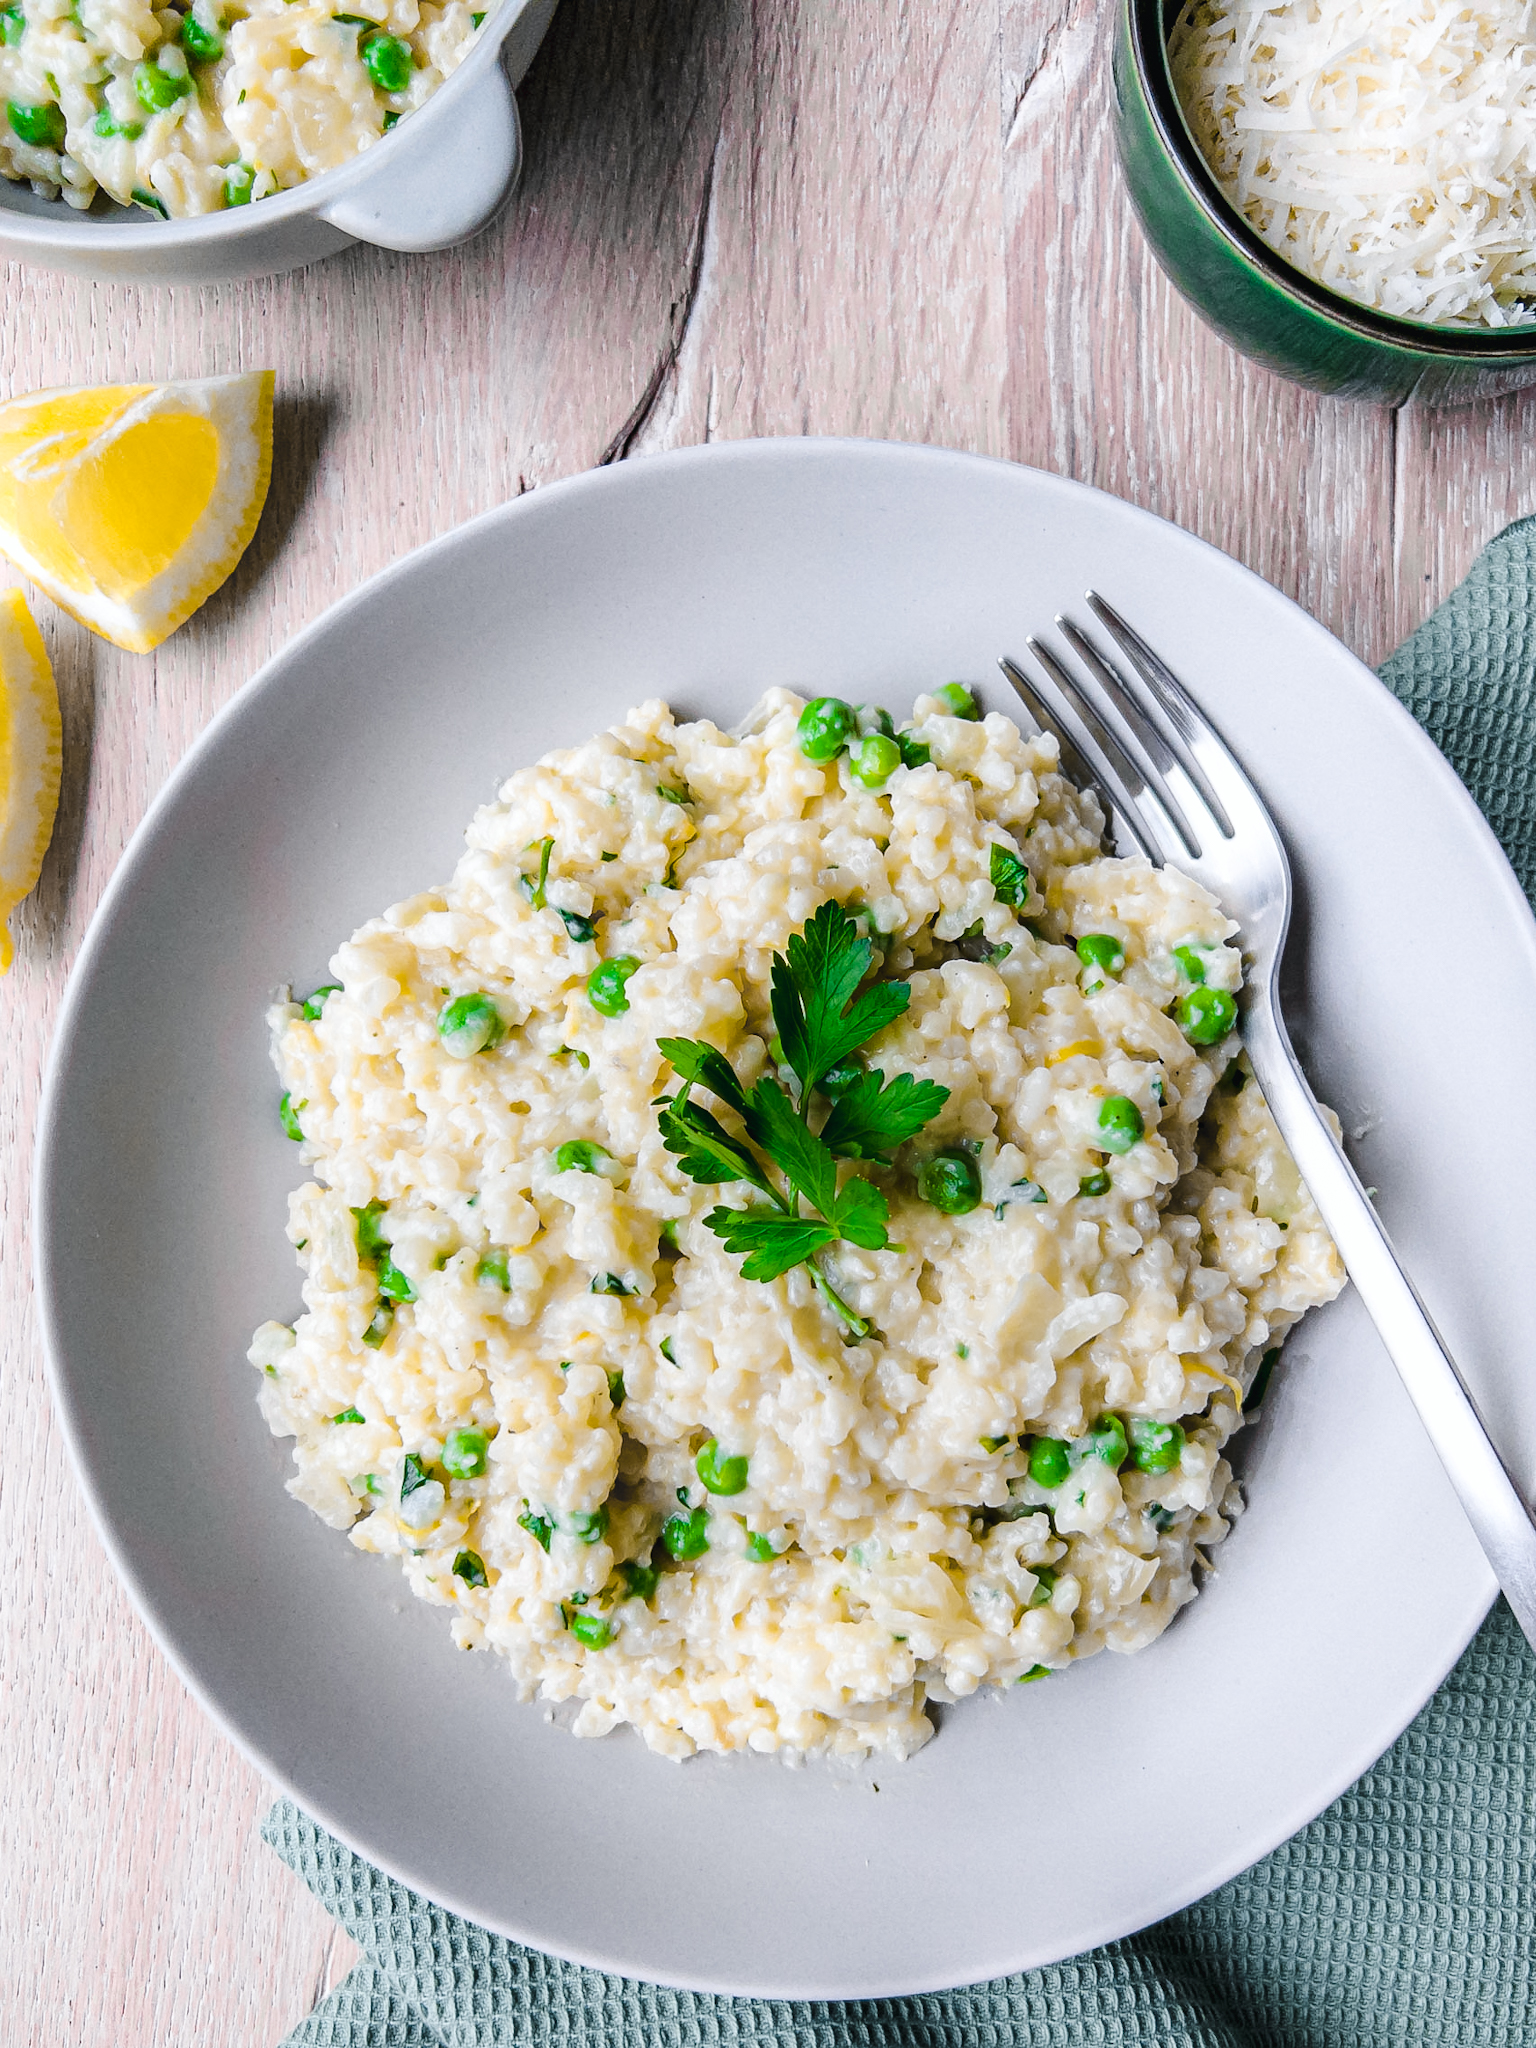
0,0,557,283
36,441,1536,1996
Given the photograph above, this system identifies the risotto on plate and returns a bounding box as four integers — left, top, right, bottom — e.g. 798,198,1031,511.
250,683,1345,1762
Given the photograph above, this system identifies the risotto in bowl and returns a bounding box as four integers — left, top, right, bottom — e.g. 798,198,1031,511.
252,680,1345,1764
0,0,555,279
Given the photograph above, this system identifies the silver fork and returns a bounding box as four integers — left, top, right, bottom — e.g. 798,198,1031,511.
1000,594,1536,1652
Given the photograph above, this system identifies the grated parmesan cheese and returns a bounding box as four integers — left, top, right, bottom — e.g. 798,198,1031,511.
1169,0,1536,329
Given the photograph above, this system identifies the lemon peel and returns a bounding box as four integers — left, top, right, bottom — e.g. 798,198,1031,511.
0,371,274,654
0,589,62,973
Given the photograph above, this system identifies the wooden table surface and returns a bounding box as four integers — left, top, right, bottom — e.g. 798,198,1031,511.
2,0,1533,2038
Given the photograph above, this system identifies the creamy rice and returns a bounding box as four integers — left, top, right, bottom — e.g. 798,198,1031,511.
251,687,1345,1762
0,0,480,217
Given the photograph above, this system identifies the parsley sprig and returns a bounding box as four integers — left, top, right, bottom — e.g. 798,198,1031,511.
656,901,948,1334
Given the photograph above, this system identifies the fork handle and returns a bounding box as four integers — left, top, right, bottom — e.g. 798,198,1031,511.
1244,989,1536,1653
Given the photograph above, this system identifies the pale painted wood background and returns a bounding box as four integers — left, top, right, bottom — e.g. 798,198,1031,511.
1,0,1532,2039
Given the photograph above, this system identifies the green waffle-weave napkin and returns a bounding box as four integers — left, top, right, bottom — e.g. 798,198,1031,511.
264,516,1536,2048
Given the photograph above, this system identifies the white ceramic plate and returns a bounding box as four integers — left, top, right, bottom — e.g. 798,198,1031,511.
36,440,1535,1998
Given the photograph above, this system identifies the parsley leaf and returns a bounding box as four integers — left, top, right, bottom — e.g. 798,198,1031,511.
658,1097,773,1194
990,842,1031,907
656,899,948,1332
703,1208,836,1280
746,1077,836,1213
771,900,910,1095
819,1069,951,1162
655,1036,748,1116
827,1175,890,1248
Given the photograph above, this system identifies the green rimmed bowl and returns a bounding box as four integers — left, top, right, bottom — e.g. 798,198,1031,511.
1113,0,1536,404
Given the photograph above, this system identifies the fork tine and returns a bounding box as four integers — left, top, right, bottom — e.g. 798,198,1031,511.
1056,617,1210,854
1028,639,1201,862
998,654,1161,862
1085,593,1236,837
996,653,1098,794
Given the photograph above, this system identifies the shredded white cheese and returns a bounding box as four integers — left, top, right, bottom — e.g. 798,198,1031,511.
1169,0,1536,329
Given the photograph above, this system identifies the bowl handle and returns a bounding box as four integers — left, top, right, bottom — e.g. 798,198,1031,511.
317,61,522,254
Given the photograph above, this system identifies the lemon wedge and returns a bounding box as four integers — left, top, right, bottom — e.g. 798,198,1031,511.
0,589,62,974
0,371,274,654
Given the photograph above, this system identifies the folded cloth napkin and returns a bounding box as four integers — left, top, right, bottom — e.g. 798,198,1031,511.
265,516,1536,2048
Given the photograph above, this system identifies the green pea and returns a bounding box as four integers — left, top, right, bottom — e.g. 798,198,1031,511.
437,991,504,1057
1126,1415,1184,1474
589,1271,633,1296
279,1092,304,1142
1172,944,1207,984
1177,986,1237,1045
1018,1663,1053,1683
895,730,931,770
179,13,223,61
744,1532,778,1562
847,732,901,790
662,1504,709,1560
1096,1095,1144,1154
1027,1436,1071,1489
587,955,639,1016
933,681,979,719
302,982,340,1019
1076,932,1125,976
618,1558,657,1601
855,704,895,738
452,1549,489,1588
442,1427,489,1478
796,696,856,761
362,1299,394,1348
476,1247,511,1290
330,1407,365,1425
816,1057,862,1101
0,10,24,47
696,1438,748,1496
917,1149,982,1215
606,1370,625,1409
133,61,192,111
377,1258,416,1303
351,1200,389,1262
1073,1413,1128,1470
555,1139,611,1175
93,108,143,137
567,1609,613,1648
1027,1565,1057,1608
1078,1169,1111,1198
8,98,64,146
558,909,597,943
990,843,1031,907
361,27,412,90
518,1506,553,1551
